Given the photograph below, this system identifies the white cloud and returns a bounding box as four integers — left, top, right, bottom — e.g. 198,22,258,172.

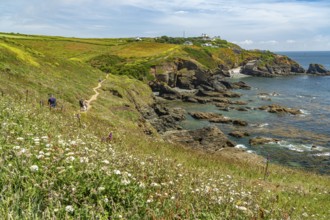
286,40,296,44
260,40,278,45
238,40,254,45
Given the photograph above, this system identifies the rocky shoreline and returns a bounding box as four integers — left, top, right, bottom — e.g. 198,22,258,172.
140,59,317,153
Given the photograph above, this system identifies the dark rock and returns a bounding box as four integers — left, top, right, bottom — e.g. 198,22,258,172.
189,112,232,124
220,81,234,89
229,100,248,105
249,137,280,146
229,131,250,138
232,81,251,90
182,96,198,103
189,112,222,120
259,104,302,115
236,107,249,111
307,63,330,75
158,84,182,100
233,120,248,126
196,89,224,97
242,57,305,77
163,126,235,151
223,91,241,98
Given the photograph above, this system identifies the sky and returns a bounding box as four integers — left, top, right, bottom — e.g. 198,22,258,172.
1,0,330,51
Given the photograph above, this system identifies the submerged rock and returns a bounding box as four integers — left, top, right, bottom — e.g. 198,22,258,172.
229,131,250,138
249,137,280,146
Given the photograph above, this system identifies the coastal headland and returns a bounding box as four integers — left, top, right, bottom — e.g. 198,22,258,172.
0,33,329,219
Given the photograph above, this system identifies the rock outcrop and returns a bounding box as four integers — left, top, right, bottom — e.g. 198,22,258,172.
229,131,250,138
249,137,280,146
307,64,330,75
189,112,232,124
258,104,302,115
163,126,235,151
241,56,305,77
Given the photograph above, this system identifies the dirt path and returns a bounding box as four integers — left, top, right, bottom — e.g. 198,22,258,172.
85,76,108,111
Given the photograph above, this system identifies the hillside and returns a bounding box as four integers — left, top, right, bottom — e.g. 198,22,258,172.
0,33,329,219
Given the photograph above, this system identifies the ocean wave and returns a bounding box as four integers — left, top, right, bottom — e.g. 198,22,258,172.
276,141,323,152
299,109,310,116
251,123,269,128
312,152,330,157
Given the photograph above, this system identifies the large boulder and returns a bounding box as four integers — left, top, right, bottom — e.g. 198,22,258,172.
307,64,330,75
163,126,235,151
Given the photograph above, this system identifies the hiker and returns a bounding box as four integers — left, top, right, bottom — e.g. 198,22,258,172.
48,94,56,108
107,131,113,142
79,99,87,111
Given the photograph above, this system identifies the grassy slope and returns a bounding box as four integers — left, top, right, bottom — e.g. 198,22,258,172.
0,33,329,219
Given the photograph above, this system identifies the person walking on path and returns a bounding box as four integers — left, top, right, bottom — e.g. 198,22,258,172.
79,98,88,111
48,94,56,108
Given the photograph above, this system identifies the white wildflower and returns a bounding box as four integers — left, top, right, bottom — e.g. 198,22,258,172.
102,160,110,164
16,137,24,141
80,157,89,163
13,146,21,150
146,199,153,203
139,182,145,188
45,144,52,148
171,196,175,200
41,136,48,140
150,182,160,188
113,170,121,175
66,156,75,162
65,205,74,213
140,162,145,165
121,178,130,185
98,187,105,192
30,165,39,172
302,212,308,217
104,197,109,203
235,205,247,212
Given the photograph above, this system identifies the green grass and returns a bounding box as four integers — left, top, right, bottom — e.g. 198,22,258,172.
0,32,329,219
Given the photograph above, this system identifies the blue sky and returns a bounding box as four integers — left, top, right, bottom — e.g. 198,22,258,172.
1,0,330,51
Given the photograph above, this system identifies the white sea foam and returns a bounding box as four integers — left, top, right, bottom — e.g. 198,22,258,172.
251,123,269,128
312,152,330,157
276,141,324,153
235,144,247,149
299,109,310,115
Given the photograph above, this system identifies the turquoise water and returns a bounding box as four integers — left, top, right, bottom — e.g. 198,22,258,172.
174,52,330,174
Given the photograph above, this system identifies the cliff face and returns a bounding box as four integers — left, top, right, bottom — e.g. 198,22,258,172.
150,53,305,92
241,55,305,77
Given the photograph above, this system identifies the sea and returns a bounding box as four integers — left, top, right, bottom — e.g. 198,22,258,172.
174,51,330,174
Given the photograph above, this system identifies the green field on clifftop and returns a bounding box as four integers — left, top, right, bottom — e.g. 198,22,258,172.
0,33,329,219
